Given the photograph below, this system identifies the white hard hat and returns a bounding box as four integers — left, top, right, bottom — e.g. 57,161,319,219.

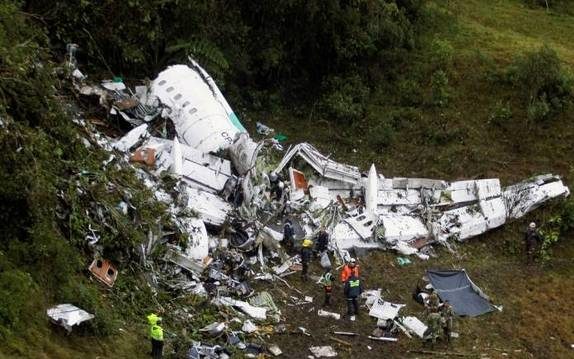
349,258,356,264
278,181,285,189
529,222,536,229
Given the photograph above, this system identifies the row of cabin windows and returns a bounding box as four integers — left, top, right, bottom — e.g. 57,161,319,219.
157,80,198,116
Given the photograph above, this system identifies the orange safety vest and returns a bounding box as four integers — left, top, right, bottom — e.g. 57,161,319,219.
340,264,360,282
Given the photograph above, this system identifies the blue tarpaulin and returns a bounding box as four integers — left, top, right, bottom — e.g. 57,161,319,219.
427,269,495,317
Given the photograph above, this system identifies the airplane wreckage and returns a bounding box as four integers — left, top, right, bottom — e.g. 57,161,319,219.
75,59,570,267
66,57,570,354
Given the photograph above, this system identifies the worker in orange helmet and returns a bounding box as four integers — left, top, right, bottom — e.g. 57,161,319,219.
340,257,360,284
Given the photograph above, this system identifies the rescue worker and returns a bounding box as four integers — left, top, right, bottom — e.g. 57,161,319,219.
425,310,442,347
283,219,295,253
300,239,313,282
441,300,455,342
147,313,164,358
426,289,440,315
320,267,334,307
340,258,360,284
524,222,541,264
315,227,329,254
344,273,362,321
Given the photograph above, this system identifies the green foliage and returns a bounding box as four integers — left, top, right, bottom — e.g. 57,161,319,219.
59,279,118,336
488,101,513,126
397,78,424,106
507,45,573,122
430,69,451,107
26,0,425,106
429,38,454,69
321,74,370,123
539,198,574,262
166,38,230,78
527,95,552,122
0,265,39,337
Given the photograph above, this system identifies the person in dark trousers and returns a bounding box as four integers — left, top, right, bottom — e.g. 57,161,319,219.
300,239,313,281
147,313,164,358
344,273,362,321
441,300,455,343
524,222,541,264
315,227,329,255
320,268,333,306
283,219,295,253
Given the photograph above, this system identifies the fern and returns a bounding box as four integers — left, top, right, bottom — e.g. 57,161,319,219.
166,38,229,73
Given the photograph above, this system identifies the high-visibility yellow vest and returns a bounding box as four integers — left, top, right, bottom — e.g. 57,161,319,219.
150,324,164,341
147,313,159,325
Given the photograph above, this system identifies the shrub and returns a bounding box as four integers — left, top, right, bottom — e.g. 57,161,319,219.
430,70,451,107
398,79,424,106
508,45,573,121
538,197,574,262
488,101,513,125
429,38,454,70
527,96,551,122
321,74,370,123
0,267,39,337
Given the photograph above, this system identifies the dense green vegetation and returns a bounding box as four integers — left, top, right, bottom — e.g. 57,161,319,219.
1,0,574,357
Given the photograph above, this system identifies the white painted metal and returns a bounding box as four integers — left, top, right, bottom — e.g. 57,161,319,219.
151,62,246,153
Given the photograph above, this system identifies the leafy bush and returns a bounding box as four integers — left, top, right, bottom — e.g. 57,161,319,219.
429,38,454,70
398,79,424,106
320,74,370,123
538,197,574,262
488,101,513,125
0,267,39,337
430,70,451,107
508,45,573,121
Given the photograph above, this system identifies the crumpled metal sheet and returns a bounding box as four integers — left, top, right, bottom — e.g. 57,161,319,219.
275,143,361,185
46,304,94,332
503,174,570,219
